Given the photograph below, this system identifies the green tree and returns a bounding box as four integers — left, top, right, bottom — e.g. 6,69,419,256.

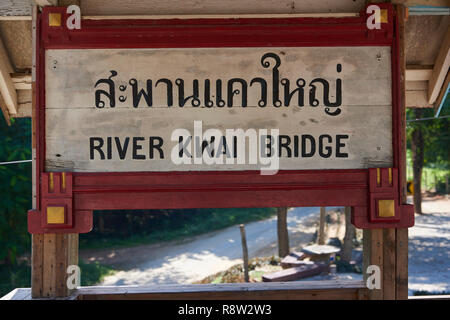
0,118,31,265
406,107,450,213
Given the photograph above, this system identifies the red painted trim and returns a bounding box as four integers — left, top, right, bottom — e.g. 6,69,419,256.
28,3,414,234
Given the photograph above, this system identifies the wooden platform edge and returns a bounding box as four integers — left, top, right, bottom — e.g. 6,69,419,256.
2,280,368,300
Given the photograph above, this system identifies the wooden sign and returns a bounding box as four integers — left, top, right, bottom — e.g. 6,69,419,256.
45,47,392,172
28,5,414,234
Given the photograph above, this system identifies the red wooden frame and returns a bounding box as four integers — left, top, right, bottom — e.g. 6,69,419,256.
28,4,414,234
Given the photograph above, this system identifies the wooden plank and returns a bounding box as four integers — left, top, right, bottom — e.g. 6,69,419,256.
383,229,396,300
280,252,307,269
84,13,361,20
68,234,79,267
33,233,79,298
363,228,383,300
42,234,57,298
34,0,58,6
398,4,408,203
239,225,249,282
80,288,364,300
80,0,366,16
262,263,327,282
302,244,340,255
0,0,32,17
405,67,433,81
318,207,326,244
31,234,44,298
3,281,368,300
54,234,69,297
428,25,450,104
395,228,408,300
406,88,434,108
12,74,32,90
45,46,393,172
396,5,409,301
392,0,450,8
75,281,367,300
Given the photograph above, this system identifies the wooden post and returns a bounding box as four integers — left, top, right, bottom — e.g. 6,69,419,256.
318,207,327,245
32,233,79,298
30,3,79,298
239,224,249,283
395,3,409,300
363,228,384,299
363,4,409,300
277,207,289,258
341,207,355,263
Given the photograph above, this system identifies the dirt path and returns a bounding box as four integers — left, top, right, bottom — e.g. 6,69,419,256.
82,207,334,286
408,196,450,295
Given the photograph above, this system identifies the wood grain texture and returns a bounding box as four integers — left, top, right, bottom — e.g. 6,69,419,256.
31,234,44,298
383,228,396,300
75,280,367,300
54,234,68,297
34,233,79,298
363,228,384,300
395,228,408,300
0,0,31,17
396,5,409,300
45,47,393,172
80,0,366,15
42,234,56,297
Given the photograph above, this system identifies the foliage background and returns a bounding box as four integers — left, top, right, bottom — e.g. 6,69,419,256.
406,107,450,193
0,118,32,295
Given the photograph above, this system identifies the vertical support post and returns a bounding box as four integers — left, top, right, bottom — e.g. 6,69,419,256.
318,207,327,245
277,207,290,258
363,5,409,300
395,3,409,300
363,228,383,299
341,207,355,262
32,233,79,298
30,2,80,299
239,224,249,283
31,234,44,297
382,229,396,300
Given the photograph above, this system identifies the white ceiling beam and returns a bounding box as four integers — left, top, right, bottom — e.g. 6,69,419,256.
0,35,17,115
434,70,450,116
405,67,433,81
12,74,32,90
428,26,450,104
406,81,433,108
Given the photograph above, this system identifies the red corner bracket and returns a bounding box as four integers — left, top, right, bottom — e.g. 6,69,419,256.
28,172,92,234
352,168,414,229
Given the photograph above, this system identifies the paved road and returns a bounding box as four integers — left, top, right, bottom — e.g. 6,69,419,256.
94,207,332,286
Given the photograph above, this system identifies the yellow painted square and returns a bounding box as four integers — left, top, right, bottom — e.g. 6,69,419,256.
47,206,65,224
49,13,61,27
380,9,388,23
378,200,395,218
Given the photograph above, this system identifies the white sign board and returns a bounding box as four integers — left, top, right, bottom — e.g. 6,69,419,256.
45,47,392,172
